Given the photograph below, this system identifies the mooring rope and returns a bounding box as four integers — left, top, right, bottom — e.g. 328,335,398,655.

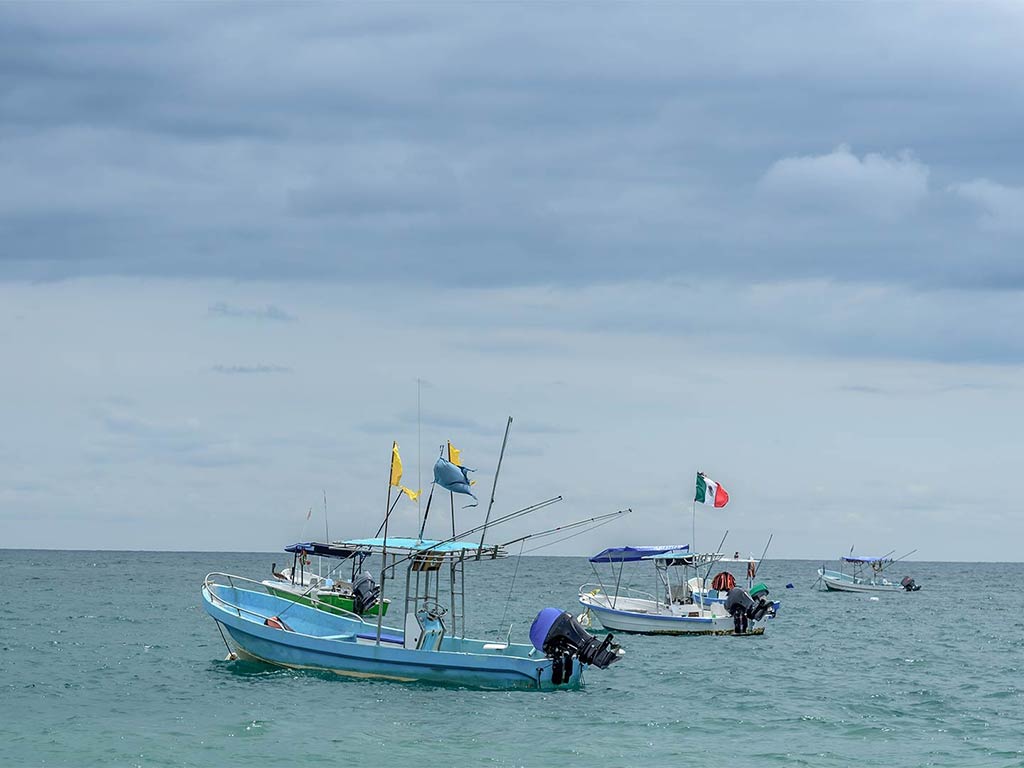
215,621,236,660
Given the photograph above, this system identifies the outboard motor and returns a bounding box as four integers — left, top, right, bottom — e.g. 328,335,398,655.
530,608,622,684
901,576,921,592
749,584,775,621
351,571,380,615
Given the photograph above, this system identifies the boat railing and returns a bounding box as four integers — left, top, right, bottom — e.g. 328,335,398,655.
204,571,365,624
579,582,658,605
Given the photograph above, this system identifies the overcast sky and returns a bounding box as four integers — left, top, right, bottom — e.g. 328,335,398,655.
2,3,1022,560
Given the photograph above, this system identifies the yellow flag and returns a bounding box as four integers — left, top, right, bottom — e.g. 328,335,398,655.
400,486,421,502
448,441,462,467
390,442,403,487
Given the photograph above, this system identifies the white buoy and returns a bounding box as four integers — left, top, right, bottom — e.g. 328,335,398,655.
869,596,880,601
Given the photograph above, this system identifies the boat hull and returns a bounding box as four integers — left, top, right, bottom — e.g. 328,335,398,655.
578,593,768,636
204,583,581,690
818,569,910,593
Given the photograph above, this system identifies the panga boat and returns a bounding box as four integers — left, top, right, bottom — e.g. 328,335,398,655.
263,541,390,617
817,553,921,593
204,536,623,689
578,546,779,636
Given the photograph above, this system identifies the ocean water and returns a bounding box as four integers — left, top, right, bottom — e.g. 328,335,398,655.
1,551,1022,767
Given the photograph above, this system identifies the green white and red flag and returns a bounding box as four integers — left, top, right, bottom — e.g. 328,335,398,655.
694,472,729,508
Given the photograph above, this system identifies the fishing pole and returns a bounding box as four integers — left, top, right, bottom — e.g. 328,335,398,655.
382,496,564,572
752,533,773,580
478,416,512,555
500,509,630,547
523,515,623,555
883,549,918,571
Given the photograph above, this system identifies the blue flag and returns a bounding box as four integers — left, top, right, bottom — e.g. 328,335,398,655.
434,456,477,504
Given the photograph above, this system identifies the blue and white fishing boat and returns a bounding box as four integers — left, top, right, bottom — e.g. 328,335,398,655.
817,552,921,593
578,547,778,635
204,536,623,689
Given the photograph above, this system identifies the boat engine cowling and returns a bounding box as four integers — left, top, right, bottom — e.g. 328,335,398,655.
901,576,921,592
351,571,380,615
725,587,775,621
530,608,622,674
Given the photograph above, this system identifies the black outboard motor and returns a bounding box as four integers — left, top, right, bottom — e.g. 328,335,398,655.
351,571,380,615
901,576,921,592
530,608,622,684
724,587,754,634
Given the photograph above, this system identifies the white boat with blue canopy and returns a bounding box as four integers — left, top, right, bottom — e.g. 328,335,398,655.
817,552,921,593
204,535,623,689
578,546,778,636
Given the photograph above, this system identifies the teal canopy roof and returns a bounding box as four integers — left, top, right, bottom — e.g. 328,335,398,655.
339,537,488,553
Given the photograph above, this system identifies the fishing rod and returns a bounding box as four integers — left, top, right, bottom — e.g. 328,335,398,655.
881,549,918,571
478,417,512,555
500,509,630,548
752,533,773,581
523,514,623,555
381,496,564,572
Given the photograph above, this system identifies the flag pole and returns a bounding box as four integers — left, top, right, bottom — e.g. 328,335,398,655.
376,442,396,646
691,471,697,555
323,489,329,543
447,441,457,637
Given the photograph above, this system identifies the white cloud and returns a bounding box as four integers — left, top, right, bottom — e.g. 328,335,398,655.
949,178,1024,233
760,144,930,220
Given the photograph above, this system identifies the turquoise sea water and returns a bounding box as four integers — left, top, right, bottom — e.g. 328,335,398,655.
2,551,1022,767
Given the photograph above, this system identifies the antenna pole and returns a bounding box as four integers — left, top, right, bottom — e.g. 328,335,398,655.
323,489,329,543
479,417,512,555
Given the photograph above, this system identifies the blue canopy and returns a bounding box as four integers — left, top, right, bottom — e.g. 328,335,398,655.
284,542,364,560
340,537,484,553
589,545,688,563
842,555,891,563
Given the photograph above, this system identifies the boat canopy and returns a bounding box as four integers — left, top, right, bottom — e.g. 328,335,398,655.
284,542,366,560
589,545,688,563
337,536,506,557
644,550,723,567
842,555,892,563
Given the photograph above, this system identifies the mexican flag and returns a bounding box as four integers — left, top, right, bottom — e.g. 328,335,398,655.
695,472,729,508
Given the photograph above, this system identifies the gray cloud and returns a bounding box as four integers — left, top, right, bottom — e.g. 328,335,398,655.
760,145,929,220
949,179,1024,234
210,364,292,375
208,302,296,322
1,3,1023,292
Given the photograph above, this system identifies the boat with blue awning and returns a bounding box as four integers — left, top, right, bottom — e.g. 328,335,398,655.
262,541,391,618
817,552,921,593
578,546,779,635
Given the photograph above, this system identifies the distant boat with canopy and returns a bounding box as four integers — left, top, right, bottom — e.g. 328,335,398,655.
577,546,779,635
577,472,780,635
817,551,921,593
262,541,390,618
